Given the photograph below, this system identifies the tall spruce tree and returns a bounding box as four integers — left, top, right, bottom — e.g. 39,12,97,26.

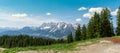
75,25,81,41
92,12,101,38
87,17,94,39
116,7,120,36
67,32,73,43
87,12,101,38
100,8,113,37
81,25,87,40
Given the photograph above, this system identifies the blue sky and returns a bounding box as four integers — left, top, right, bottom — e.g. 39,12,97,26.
0,0,119,28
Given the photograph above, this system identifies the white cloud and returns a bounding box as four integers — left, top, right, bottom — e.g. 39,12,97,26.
83,7,103,18
78,7,87,11
46,12,51,16
12,13,28,17
76,18,82,22
89,7,103,13
83,13,93,18
111,9,118,16
83,7,119,18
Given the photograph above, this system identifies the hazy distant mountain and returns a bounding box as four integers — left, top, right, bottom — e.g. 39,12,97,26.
0,22,78,39
0,27,17,33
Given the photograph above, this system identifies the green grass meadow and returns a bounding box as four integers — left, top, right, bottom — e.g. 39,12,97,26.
2,38,101,53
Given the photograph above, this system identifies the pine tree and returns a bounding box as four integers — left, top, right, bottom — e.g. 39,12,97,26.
81,25,87,40
75,25,81,41
87,12,101,38
67,32,73,43
100,8,113,37
93,12,101,38
87,18,94,39
116,7,120,36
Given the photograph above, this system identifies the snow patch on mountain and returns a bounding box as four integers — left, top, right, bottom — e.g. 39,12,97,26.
41,26,51,29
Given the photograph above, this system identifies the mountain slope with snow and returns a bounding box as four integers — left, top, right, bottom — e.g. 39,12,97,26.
0,22,78,39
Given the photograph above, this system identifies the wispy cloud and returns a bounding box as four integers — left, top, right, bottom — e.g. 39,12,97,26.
0,12,59,28
76,18,82,22
78,7,87,11
12,13,28,17
83,13,93,18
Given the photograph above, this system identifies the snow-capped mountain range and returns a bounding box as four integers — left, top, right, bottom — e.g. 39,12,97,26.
0,22,79,39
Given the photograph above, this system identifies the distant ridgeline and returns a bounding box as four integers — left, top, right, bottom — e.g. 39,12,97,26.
1,7,120,48
0,22,77,39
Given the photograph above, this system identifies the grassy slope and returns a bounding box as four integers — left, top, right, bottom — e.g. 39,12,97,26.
2,38,101,53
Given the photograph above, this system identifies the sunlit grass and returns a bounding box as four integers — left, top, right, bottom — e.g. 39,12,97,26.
2,38,102,53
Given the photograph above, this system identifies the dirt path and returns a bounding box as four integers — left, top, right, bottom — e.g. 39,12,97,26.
67,40,120,53
0,48,5,53
18,39,120,53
